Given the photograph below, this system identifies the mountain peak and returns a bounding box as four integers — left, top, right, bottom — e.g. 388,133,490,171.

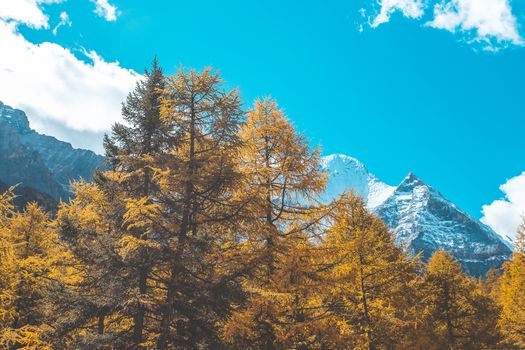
321,155,511,276
396,172,434,193
321,154,366,170
0,101,31,134
376,171,511,275
402,171,422,184
320,154,395,209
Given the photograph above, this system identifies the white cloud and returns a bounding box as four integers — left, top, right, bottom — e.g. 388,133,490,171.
0,1,141,153
428,0,523,46
481,172,525,244
0,0,62,29
90,0,118,22
371,0,425,28
52,11,71,35
369,0,523,49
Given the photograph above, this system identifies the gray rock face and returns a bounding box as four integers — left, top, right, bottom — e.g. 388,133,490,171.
20,132,104,193
321,154,512,276
0,101,104,201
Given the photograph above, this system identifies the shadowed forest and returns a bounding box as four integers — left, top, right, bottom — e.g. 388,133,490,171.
0,60,524,350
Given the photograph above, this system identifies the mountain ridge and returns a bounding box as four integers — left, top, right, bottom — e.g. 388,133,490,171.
321,154,512,275
0,101,104,201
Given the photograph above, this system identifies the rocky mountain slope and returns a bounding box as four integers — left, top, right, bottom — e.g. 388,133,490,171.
0,101,104,202
321,154,512,275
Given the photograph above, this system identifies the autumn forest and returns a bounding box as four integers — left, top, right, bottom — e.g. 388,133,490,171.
0,61,524,350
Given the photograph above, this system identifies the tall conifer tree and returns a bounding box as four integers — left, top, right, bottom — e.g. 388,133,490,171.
499,219,525,348
319,194,420,350
221,98,329,349
152,68,244,349
102,58,166,347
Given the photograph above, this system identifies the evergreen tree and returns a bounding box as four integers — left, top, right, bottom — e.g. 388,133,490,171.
47,59,167,348
102,58,167,347
104,57,166,175
499,219,525,348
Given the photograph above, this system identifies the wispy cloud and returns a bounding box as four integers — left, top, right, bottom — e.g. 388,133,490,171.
366,0,523,50
90,0,118,22
427,0,523,47
0,0,63,29
0,0,140,152
481,172,525,244
371,0,425,28
52,11,71,35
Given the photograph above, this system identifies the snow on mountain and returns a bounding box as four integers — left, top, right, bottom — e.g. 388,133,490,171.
321,154,512,275
376,173,511,275
320,154,395,209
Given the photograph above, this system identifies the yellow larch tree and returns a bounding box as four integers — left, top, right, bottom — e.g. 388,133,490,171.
48,179,153,349
318,193,420,350
152,68,244,349
498,218,525,348
418,250,501,350
221,98,332,349
0,193,69,349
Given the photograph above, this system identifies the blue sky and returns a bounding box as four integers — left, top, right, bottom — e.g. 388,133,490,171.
1,0,525,239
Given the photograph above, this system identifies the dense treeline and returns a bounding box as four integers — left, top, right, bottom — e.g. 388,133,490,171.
0,61,524,349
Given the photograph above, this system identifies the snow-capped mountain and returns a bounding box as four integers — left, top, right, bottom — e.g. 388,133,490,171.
320,154,395,209
321,154,512,275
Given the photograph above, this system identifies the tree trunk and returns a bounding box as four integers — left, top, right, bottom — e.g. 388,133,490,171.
444,282,455,349
133,264,149,346
98,308,106,335
359,256,375,350
156,277,177,350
